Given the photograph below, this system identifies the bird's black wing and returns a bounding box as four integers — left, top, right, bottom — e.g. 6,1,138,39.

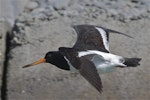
72,25,133,53
59,47,103,93
79,57,103,93
73,25,109,53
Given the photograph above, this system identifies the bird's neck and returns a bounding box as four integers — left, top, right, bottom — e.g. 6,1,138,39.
51,52,70,71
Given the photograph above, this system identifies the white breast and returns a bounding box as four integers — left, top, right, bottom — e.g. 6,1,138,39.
91,55,116,74
78,50,126,74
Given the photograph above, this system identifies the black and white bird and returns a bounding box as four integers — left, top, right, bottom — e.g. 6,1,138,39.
23,25,141,93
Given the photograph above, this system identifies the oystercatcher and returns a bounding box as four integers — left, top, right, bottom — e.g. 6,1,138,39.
23,25,141,93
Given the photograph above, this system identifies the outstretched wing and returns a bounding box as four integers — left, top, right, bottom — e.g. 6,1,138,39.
72,25,132,53
73,25,109,52
59,47,103,93
79,57,103,93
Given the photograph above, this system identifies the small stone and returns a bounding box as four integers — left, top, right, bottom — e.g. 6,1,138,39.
51,11,59,18
48,0,70,10
141,0,150,6
31,8,45,15
13,37,22,44
93,2,106,9
22,90,25,93
61,10,79,17
107,9,119,17
37,78,41,81
16,22,25,27
26,1,39,10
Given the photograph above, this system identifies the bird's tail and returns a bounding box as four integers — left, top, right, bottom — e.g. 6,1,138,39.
123,58,141,67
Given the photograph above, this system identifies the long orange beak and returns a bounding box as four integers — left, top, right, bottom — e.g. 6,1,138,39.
22,58,46,68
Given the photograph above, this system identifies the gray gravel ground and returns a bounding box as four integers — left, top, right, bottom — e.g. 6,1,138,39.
0,0,150,100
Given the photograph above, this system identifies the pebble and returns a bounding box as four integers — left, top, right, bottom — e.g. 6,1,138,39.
93,2,106,9
48,0,70,10
141,0,150,6
16,22,25,27
31,8,45,15
13,37,22,44
22,90,25,93
25,1,39,10
60,10,79,17
107,9,119,17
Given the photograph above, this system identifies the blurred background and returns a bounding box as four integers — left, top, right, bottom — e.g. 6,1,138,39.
0,0,150,100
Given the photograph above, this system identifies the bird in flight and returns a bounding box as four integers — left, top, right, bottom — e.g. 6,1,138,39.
23,25,141,93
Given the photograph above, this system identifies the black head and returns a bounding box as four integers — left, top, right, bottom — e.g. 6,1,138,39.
22,51,70,70
45,51,70,70
45,51,61,64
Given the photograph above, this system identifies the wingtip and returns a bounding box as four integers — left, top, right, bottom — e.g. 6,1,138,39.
98,88,103,94
107,29,134,39
95,25,134,39
124,34,134,39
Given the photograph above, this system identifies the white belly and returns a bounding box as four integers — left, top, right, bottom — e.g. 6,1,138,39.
79,50,126,74
91,55,117,74
96,63,116,74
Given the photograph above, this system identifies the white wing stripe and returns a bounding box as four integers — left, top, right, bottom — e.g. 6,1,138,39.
95,27,109,51
64,56,77,72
